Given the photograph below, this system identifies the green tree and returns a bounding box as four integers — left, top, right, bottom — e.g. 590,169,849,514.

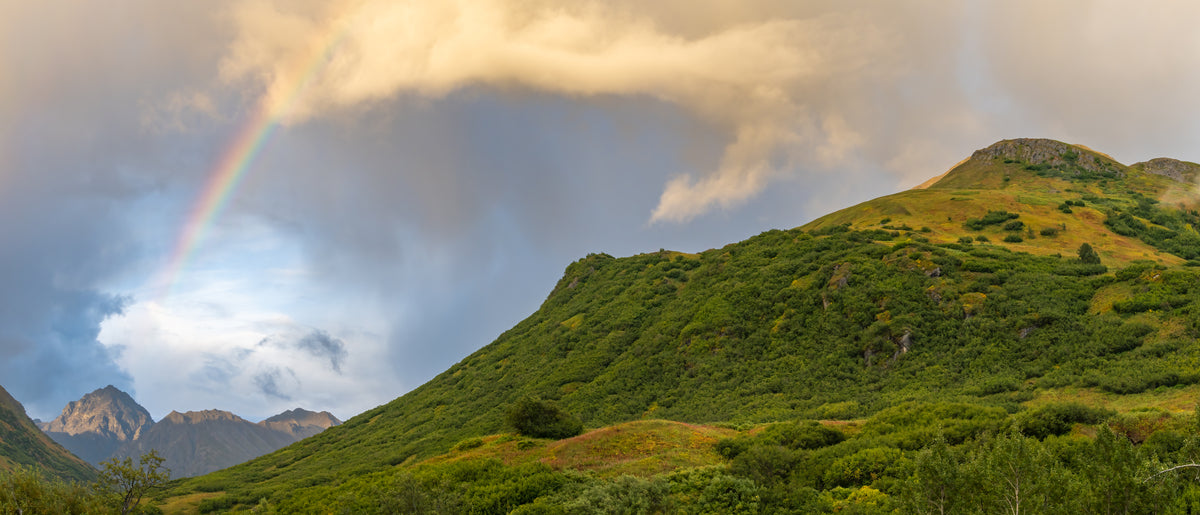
1081,426,1148,514
1078,243,1101,264
506,398,584,439
903,436,964,515
96,450,170,515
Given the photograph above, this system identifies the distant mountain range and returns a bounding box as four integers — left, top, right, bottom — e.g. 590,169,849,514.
37,385,340,478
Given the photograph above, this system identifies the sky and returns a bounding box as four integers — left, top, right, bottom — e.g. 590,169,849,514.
3,0,1200,422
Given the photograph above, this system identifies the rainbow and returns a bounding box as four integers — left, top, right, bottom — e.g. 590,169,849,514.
152,26,346,301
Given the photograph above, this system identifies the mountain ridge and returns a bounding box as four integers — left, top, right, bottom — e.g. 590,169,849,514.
37,386,340,477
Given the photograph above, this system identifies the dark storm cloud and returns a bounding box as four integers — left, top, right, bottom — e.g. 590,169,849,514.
0,0,233,418
295,330,348,373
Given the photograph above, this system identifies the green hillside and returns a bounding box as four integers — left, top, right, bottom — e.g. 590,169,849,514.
805,138,1200,267
158,139,1200,512
0,386,96,483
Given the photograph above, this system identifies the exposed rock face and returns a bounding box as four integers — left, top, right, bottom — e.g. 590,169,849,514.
970,138,1121,176
260,408,341,440
1133,157,1200,182
41,385,154,465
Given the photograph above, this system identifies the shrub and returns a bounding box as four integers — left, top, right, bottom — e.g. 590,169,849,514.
1078,243,1101,264
506,398,584,439
963,211,1019,231
1003,220,1025,231
824,447,905,488
1003,234,1023,243
1040,227,1059,237
1017,403,1114,439
762,421,845,450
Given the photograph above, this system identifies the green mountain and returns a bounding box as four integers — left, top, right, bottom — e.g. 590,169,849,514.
0,385,96,482
160,138,1200,512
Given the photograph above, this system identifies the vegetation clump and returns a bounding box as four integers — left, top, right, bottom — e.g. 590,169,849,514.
0,451,168,515
963,210,1019,231
506,398,584,439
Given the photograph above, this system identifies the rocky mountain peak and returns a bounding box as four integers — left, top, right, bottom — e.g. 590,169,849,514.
41,385,153,442
1132,157,1200,182
969,138,1122,175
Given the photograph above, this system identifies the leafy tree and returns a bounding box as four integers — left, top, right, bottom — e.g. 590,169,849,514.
506,398,584,439
96,450,170,515
903,436,963,515
1081,426,1148,514
1078,243,1101,264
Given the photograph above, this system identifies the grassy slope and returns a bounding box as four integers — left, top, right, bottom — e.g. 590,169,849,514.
804,149,1198,267
0,386,97,482
158,140,1200,510
423,419,734,478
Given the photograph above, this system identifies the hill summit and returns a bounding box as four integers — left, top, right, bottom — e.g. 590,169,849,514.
808,137,1200,265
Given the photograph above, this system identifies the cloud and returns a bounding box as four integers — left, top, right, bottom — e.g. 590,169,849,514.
295,330,348,373
219,0,919,223
972,1,1200,159
253,368,295,401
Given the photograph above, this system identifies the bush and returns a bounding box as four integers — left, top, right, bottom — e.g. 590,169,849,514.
1078,243,1101,264
1003,220,1025,231
506,398,584,439
964,211,1019,231
1040,227,1059,237
761,421,845,450
1017,403,1114,439
1003,234,1023,243
0,468,106,514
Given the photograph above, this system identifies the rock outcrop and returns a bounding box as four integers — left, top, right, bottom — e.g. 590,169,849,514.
1132,157,1200,182
970,138,1121,176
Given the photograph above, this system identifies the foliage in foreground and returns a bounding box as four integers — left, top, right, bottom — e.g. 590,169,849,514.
0,451,168,515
